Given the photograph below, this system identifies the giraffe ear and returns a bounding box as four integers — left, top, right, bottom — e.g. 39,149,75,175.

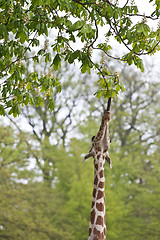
82,154,89,163
82,151,93,163
105,156,112,168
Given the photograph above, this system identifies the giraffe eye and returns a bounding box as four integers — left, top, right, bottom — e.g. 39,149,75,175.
91,136,95,142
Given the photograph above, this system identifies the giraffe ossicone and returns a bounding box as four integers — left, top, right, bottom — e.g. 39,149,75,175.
83,110,112,240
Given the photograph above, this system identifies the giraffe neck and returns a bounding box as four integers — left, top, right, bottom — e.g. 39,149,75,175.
88,154,106,240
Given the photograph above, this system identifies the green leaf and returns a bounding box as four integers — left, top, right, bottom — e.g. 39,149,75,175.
45,53,52,62
0,104,5,116
134,57,144,72
48,98,55,110
142,24,150,36
111,90,116,97
38,49,45,55
20,31,28,44
81,64,90,74
96,90,102,99
26,82,33,90
57,84,62,93
116,85,121,91
10,103,21,117
137,23,150,36
70,20,85,31
68,50,81,64
120,83,125,92
51,54,61,71
81,23,92,34
156,29,160,41
25,92,34,105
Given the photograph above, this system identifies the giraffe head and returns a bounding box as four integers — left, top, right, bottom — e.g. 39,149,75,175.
92,135,112,144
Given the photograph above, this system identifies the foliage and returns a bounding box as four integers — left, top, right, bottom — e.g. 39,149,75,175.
0,0,160,115
0,56,160,239
1,121,160,240
9,63,97,185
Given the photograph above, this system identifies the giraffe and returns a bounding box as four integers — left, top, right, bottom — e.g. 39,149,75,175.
83,107,111,240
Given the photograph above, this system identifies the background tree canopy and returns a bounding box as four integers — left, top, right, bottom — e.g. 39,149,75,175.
0,0,160,115
0,57,160,239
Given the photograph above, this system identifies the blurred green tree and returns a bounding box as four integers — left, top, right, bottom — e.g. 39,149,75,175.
0,58,160,239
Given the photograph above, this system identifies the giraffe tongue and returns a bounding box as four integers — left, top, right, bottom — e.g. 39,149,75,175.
107,97,111,111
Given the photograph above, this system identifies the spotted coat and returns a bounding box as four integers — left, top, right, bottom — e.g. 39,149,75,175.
83,110,111,240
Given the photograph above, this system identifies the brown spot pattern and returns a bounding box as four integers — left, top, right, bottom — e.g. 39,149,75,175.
97,190,104,199
93,236,99,240
89,124,108,240
93,188,97,198
91,201,95,208
99,170,104,178
100,232,104,239
94,176,98,185
96,215,103,226
93,227,100,236
98,181,104,188
91,209,95,224
93,228,104,240
95,164,98,171
103,148,108,152
96,202,104,212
